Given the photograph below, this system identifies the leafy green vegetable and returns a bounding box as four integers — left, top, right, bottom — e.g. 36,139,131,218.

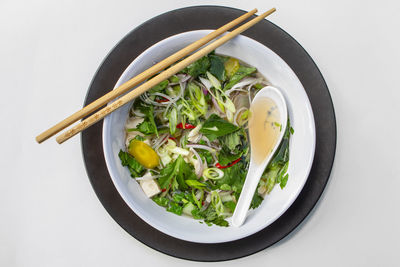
135,119,157,135
224,66,257,90
224,201,236,213
157,156,197,191
118,150,145,177
209,55,226,81
167,106,178,135
219,184,231,191
132,99,158,136
215,162,246,192
200,114,239,141
260,119,293,193
191,208,203,219
219,131,241,152
182,56,210,78
187,82,207,115
169,75,180,83
280,174,289,189
152,196,169,207
167,201,183,215
211,191,225,216
182,202,197,216
172,192,187,203
191,189,203,209
253,83,264,90
133,135,145,141
149,80,169,94
217,129,246,164
250,193,263,209
185,179,207,189
217,130,246,166
197,205,229,227
196,148,213,165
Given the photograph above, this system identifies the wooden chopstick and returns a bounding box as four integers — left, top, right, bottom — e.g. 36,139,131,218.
35,8,258,144
56,8,276,144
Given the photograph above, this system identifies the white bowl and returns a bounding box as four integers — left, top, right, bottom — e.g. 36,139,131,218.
103,30,316,243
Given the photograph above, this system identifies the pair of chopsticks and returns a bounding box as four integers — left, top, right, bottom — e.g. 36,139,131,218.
36,8,276,144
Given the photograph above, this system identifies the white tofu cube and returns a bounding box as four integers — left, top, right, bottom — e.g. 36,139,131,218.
139,179,161,198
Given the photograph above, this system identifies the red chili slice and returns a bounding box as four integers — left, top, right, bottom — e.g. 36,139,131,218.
168,136,176,141
215,158,241,169
176,123,196,129
161,188,166,192
156,97,169,103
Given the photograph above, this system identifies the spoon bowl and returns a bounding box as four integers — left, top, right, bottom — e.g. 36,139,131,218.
231,86,288,227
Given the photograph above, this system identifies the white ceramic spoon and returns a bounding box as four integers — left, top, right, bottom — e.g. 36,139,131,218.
231,86,288,227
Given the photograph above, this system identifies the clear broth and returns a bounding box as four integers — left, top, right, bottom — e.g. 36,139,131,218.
249,97,281,164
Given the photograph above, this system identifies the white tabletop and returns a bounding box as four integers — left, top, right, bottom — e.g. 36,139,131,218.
1,0,399,266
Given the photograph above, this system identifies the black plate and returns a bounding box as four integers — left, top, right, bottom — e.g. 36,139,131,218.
81,6,336,262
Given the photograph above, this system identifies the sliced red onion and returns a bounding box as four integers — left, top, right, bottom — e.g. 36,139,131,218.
190,148,204,177
194,80,208,95
211,95,224,114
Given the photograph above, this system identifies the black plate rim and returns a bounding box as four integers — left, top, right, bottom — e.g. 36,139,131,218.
81,5,336,262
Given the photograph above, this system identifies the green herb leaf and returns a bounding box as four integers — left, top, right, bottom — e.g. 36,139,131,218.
219,184,231,191
157,156,197,191
166,201,183,215
149,80,169,93
185,179,207,189
169,75,180,83
250,193,263,209
209,55,226,81
200,114,239,141
136,119,157,135
224,66,257,90
118,150,145,178
182,56,210,78
280,174,289,189
152,196,169,207
217,149,242,166
132,99,158,136
215,162,246,193
198,206,229,227
224,201,236,213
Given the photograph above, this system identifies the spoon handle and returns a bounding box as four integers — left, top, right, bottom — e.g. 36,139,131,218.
231,162,265,227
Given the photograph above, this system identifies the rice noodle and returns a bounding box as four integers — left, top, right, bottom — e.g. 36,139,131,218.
177,74,191,83
186,144,216,153
200,135,212,147
131,109,145,117
226,77,261,93
140,93,168,106
152,133,169,150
